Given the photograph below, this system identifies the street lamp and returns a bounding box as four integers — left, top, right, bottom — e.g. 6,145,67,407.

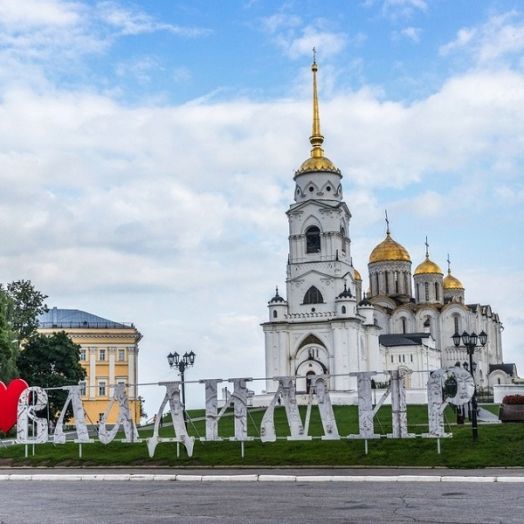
167,350,196,424
452,330,488,441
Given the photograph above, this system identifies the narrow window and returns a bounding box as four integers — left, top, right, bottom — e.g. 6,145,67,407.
391,355,394,363
99,349,106,361
80,349,86,361
425,282,429,302
385,272,389,294
401,317,407,334
375,273,379,294
454,315,460,334
305,226,321,254
118,349,126,361
98,381,106,397
410,354,413,363
497,378,501,385
416,284,420,302
273,310,277,319
340,227,346,254
304,286,324,304
79,381,86,396
395,272,399,294
435,282,439,301
341,305,346,314
404,273,409,294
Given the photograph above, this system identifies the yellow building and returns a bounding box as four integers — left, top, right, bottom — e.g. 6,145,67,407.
37,307,142,424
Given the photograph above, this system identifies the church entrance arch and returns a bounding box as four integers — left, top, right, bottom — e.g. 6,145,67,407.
295,351,327,393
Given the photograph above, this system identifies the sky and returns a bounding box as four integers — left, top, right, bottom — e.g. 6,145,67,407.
0,0,523,413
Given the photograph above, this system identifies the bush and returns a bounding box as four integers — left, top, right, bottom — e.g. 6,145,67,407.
502,394,524,405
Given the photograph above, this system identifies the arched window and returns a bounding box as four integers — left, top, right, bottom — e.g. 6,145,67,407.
453,315,460,334
385,272,389,294
375,273,379,294
401,317,407,334
424,282,429,302
306,371,316,394
395,271,399,294
340,227,346,254
404,273,409,294
416,283,420,302
273,310,277,319
305,226,321,254
341,305,346,314
435,282,439,301
304,286,324,304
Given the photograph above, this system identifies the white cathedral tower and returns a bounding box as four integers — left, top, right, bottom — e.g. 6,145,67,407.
261,58,381,400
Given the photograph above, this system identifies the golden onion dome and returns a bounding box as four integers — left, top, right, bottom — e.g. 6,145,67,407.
297,155,340,175
369,233,411,264
414,256,443,276
443,272,464,290
353,269,362,281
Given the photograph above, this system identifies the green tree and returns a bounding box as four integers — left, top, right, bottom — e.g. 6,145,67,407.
5,280,48,341
0,291,18,383
17,332,86,421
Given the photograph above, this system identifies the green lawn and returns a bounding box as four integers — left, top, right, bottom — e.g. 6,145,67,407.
1,405,523,468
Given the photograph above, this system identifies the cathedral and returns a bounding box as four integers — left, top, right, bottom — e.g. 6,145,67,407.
260,59,515,404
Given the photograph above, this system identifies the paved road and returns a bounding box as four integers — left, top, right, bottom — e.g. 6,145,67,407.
0,478,521,523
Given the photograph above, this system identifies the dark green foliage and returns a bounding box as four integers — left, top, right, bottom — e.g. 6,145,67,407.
0,280,48,381
5,280,48,341
0,292,18,382
16,332,86,421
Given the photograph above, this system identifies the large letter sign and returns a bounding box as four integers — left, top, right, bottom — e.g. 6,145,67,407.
348,372,380,440
5,368,476,458
99,383,139,445
425,367,474,438
260,376,309,442
147,382,194,458
17,387,48,444
54,386,91,444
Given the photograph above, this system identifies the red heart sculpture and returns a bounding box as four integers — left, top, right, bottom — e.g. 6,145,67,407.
0,379,28,433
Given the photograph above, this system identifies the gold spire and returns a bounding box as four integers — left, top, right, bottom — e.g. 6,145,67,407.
295,50,340,176
310,48,324,159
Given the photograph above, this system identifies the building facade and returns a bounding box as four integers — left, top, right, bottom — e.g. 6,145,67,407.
38,307,142,424
261,59,514,404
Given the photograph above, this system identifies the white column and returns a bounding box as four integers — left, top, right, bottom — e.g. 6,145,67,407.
88,347,96,399
127,347,136,399
108,347,116,388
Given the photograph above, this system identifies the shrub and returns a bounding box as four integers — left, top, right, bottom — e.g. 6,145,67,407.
502,394,524,405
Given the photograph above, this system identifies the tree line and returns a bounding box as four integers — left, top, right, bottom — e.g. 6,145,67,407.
0,280,85,421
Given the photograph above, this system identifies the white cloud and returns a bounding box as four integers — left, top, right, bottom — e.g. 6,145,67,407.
0,0,82,28
262,13,349,60
380,0,427,19
1,57,524,405
0,0,210,89
96,1,210,38
440,11,524,65
396,26,422,43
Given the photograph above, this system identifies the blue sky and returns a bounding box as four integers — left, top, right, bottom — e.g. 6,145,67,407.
0,0,523,410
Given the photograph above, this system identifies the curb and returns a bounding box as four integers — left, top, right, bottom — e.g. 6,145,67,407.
0,474,523,482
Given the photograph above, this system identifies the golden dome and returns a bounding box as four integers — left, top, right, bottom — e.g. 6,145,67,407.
353,269,362,281
414,256,443,275
297,155,340,175
443,272,464,290
369,233,411,263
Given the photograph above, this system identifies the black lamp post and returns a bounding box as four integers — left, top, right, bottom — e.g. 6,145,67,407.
452,330,487,441
167,350,196,424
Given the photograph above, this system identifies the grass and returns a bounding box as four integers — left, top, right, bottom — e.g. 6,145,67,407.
0,405,523,468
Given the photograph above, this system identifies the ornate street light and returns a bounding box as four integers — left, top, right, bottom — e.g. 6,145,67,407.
452,330,488,441
167,350,196,425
